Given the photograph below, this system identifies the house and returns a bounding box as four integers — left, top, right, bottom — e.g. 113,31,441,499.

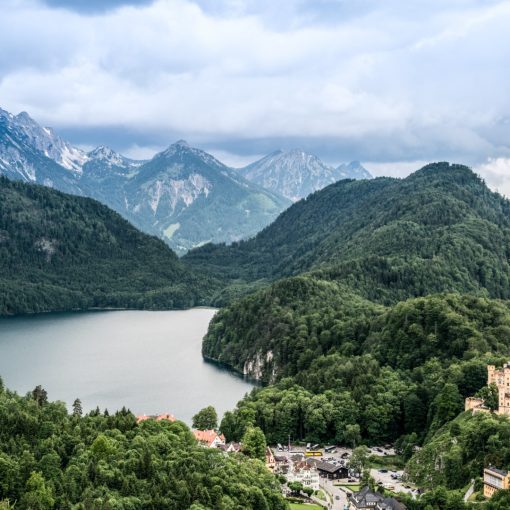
316,461,349,480
218,441,242,453
274,455,289,474
349,487,406,510
193,429,226,448
266,447,276,472
286,460,320,491
484,466,510,498
136,413,176,424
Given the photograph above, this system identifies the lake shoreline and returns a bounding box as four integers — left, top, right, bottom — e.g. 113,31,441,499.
0,305,219,320
0,308,250,423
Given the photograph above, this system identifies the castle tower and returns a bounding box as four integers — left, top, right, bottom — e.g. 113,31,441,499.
487,363,510,416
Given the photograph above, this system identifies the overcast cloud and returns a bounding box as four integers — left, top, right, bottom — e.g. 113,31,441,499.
0,0,509,190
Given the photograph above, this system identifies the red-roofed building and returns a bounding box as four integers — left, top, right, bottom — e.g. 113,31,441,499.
136,413,177,424
193,429,226,448
156,413,176,422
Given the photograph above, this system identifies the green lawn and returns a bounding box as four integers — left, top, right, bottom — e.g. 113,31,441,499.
315,489,327,501
335,483,360,492
368,454,404,470
289,504,323,510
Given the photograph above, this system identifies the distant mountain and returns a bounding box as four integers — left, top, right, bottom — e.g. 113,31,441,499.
0,176,218,315
0,107,290,254
336,160,372,180
123,141,291,253
239,148,371,201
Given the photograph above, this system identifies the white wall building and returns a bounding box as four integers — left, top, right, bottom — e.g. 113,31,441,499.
287,461,320,491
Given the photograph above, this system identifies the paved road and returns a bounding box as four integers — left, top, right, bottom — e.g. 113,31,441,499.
320,478,349,510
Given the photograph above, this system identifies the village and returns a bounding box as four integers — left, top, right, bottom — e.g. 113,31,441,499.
135,412,409,509
133,362,510,509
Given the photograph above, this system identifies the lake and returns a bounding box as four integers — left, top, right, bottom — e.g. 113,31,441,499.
0,308,253,423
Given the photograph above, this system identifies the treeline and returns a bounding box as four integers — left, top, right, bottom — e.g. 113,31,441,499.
0,378,287,509
0,177,220,315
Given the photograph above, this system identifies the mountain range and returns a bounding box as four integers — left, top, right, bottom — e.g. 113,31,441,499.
239,148,371,201
0,106,371,253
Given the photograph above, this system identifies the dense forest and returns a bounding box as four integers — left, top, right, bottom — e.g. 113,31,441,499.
0,379,287,509
0,177,220,315
215,292,510,446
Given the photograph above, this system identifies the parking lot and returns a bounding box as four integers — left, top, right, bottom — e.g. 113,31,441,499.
272,443,417,499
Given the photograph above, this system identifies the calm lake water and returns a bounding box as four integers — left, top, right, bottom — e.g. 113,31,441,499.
0,308,253,423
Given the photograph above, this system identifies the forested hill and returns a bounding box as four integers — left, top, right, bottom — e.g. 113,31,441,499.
0,177,219,315
0,380,287,509
197,162,510,466
185,162,510,303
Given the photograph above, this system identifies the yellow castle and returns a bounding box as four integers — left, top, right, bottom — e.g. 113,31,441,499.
465,363,510,416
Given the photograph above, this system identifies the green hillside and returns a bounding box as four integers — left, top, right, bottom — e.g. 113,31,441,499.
195,163,510,453
0,177,219,315
186,163,510,304
216,292,510,446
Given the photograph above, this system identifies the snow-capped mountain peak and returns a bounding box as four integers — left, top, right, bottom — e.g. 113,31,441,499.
4,110,88,173
87,145,126,166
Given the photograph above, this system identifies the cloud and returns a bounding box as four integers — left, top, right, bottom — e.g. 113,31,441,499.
41,0,154,14
0,0,508,164
475,158,510,197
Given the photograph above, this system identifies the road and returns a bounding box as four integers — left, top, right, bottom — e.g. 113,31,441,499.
320,477,349,510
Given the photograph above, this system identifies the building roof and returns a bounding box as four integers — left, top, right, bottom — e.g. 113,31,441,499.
218,441,241,452
136,413,176,424
485,465,509,477
316,461,347,474
378,497,407,510
349,487,406,510
155,413,176,422
193,429,225,447
292,460,317,473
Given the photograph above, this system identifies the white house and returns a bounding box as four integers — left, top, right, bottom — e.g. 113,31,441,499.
287,460,320,491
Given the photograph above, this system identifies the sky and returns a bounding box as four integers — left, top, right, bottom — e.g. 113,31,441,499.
0,0,509,191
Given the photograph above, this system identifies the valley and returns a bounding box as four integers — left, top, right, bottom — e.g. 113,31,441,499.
1,113,510,510
1,1,507,508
